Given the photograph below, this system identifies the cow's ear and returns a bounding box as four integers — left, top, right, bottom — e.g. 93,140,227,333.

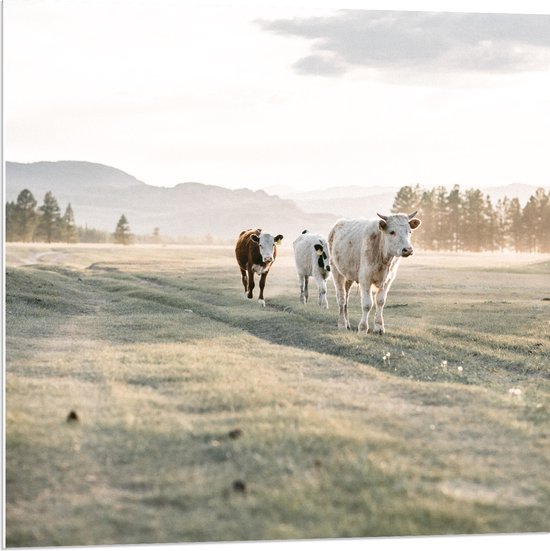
314,244,323,255
378,220,387,231
251,234,260,243
409,218,422,230
274,234,283,244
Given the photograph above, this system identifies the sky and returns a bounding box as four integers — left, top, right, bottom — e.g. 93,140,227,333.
4,0,550,192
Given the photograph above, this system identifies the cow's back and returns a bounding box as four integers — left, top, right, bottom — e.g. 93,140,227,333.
235,229,257,269
329,218,374,282
293,232,314,274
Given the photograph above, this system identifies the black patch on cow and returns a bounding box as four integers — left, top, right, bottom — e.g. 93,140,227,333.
314,244,327,269
302,229,308,234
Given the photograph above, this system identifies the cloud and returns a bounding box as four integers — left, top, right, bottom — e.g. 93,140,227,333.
258,10,550,76
293,54,347,75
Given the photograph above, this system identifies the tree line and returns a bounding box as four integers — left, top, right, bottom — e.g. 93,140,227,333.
5,189,134,245
392,184,550,253
6,185,550,252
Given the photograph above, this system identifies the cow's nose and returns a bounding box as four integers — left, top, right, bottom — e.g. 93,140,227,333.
402,247,413,257
326,266,331,272
263,256,273,262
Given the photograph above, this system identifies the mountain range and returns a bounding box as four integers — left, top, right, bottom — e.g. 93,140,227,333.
6,161,547,239
5,161,338,239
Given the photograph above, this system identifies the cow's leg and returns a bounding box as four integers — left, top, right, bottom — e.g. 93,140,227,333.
333,270,350,329
240,268,248,299
299,274,309,304
343,280,353,328
316,275,328,309
258,272,268,307
246,268,255,299
373,285,390,335
358,282,373,334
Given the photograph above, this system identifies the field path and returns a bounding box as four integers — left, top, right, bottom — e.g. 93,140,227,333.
5,244,550,546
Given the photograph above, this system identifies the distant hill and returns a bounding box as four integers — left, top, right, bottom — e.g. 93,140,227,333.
274,182,548,218
276,185,398,218
288,192,397,218
6,161,338,239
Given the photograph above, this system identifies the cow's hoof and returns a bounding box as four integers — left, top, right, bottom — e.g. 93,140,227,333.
258,299,266,307
373,326,385,335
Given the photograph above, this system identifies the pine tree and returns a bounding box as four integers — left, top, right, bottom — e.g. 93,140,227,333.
113,214,133,245
447,185,463,252
434,186,450,250
61,203,79,243
13,189,39,242
36,191,62,243
416,189,435,250
462,189,486,252
506,198,524,252
522,196,539,252
5,202,19,241
536,188,550,253
392,184,422,214
495,197,510,252
483,195,499,251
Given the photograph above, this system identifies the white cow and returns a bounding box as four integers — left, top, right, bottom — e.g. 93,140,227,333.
293,230,331,308
328,212,421,334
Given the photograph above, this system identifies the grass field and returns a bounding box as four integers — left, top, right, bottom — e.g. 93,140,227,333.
4,243,550,546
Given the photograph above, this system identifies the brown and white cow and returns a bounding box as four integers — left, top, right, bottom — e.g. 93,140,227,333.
235,228,283,307
328,212,421,334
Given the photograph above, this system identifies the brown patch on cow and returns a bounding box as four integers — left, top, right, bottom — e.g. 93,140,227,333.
66,410,79,422
366,230,385,268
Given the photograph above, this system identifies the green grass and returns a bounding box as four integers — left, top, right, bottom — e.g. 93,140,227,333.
5,244,550,546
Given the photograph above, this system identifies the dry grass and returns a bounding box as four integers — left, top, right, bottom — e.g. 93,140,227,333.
5,244,550,546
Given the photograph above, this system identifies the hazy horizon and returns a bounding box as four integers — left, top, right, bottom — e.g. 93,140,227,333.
5,0,550,193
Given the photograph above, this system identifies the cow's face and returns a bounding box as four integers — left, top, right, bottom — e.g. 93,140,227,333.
251,232,283,263
378,212,422,258
314,242,331,272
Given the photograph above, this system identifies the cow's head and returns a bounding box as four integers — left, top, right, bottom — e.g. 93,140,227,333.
251,231,283,263
377,211,422,258
314,242,331,272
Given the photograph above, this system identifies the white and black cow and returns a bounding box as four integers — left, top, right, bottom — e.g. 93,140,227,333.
235,228,283,307
292,230,331,308
328,212,421,334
